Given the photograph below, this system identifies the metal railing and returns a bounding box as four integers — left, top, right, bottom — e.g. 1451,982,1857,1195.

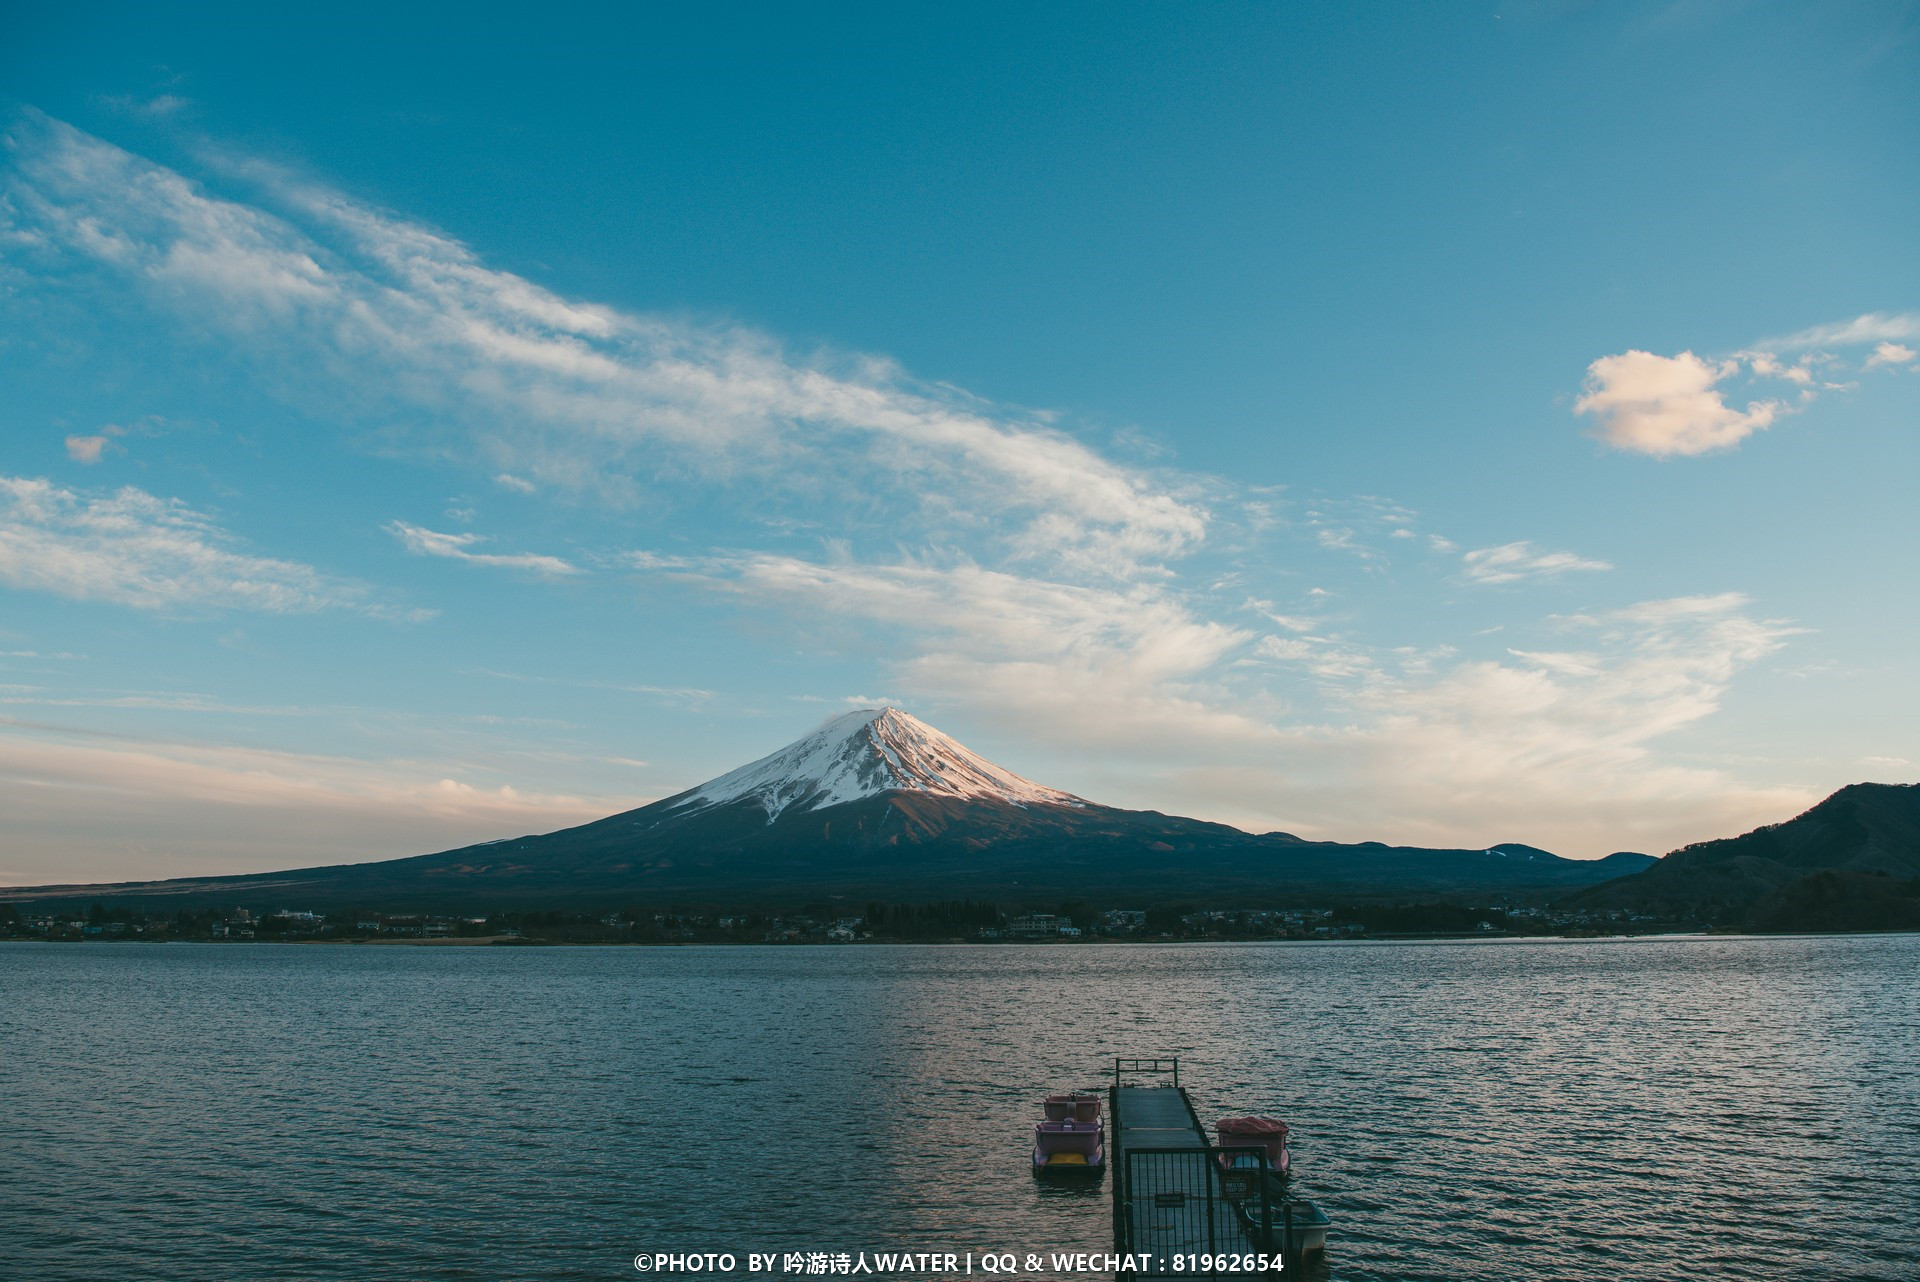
1113,1056,1180,1087
1116,1143,1292,1277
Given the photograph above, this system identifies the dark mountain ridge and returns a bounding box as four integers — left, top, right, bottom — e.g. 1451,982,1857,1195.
1566,782,1920,928
3,709,1650,910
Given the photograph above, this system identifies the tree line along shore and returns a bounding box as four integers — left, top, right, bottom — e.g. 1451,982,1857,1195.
8,894,1893,946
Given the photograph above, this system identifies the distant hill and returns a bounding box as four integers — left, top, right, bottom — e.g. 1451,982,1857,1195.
1567,782,1920,929
3,709,1645,910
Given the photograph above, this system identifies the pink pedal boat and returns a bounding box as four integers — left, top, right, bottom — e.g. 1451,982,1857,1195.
1215,1116,1290,1175
1033,1093,1104,1176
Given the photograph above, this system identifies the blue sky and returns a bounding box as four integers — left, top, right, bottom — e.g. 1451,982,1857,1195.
2,2,1917,884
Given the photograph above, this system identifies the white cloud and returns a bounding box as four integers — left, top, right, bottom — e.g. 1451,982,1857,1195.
720,554,1248,686
1575,350,1783,456
1744,352,1815,384
64,435,110,463
62,418,148,464
1578,313,1920,457
0,475,400,615
493,472,537,493
387,520,579,576
1462,540,1612,585
3,112,1204,581
1364,593,1797,778
1864,341,1916,370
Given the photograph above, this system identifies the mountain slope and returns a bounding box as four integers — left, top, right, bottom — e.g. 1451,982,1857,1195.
6,709,1649,908
1567,782,1920,926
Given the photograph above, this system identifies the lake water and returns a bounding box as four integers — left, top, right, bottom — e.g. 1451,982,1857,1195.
1,936,1915,1281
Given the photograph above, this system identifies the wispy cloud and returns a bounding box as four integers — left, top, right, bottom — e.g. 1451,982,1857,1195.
1462,541,1612,585
1218,593,1811,852
636,550,1803,857
1761,311,1920,352
639,532,1807,853
61,417,160,465
97,92,191,120
3,110,1204,581
0,687,308,714
1293,496,1424,563
643,551,1272,754
479,669,713,705
387,521,579,576
0,475,409,617
0,719,616,885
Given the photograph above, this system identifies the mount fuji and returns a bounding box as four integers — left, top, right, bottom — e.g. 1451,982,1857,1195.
6,708,1651,908
668,708,1084,819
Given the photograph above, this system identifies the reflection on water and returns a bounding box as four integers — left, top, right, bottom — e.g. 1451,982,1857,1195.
1,936,1914,1280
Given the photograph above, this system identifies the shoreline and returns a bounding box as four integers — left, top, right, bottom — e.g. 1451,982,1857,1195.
7,928,1913,948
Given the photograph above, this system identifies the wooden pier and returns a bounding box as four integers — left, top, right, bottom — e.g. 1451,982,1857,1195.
1108,1058,1299,1279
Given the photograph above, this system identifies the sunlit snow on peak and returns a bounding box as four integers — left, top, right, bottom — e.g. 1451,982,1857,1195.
671,708,1082,822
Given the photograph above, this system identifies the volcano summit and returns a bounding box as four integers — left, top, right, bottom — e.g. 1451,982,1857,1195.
673,708,1083,819
6,708,1651,908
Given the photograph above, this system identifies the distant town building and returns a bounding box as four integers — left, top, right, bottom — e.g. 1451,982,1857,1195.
1007,913,1079,939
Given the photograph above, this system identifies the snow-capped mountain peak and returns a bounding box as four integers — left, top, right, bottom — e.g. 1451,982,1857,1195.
670,707,1082,822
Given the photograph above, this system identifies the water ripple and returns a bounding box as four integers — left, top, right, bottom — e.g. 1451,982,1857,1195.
1,935,1915,1280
